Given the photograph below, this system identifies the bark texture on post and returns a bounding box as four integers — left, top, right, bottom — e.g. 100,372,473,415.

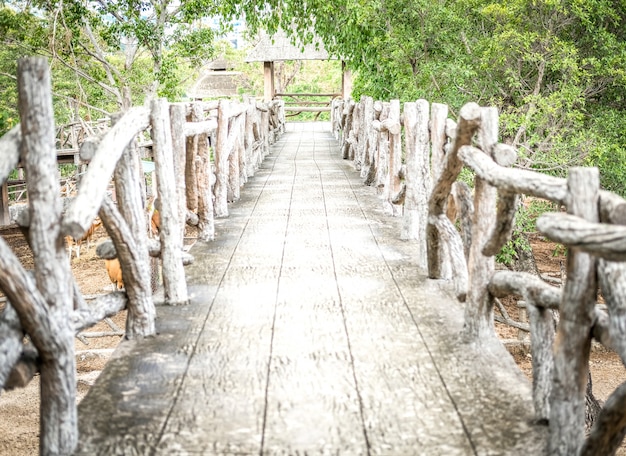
462,107,498,341
185,108,199,213
427,102,481,280
192,104,215,242
214,99,230,218
111,113,155,337
151,98,188,305
401,100,431,271
549,168,599,456
99,199,156,335
17,57,78,456
170,104,188,243
63,107,150,239
430,103,449,182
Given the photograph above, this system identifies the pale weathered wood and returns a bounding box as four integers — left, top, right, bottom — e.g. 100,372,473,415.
537,213,626,261
459,145,568,205
430,103,448,182
492,143,518,167
64,107,150,239
109,111,156,338
383,100,402,215
4,346,38,390
0,125,21,185
585,259,626,452
488,271,561,310
482,190,519,257
375,103,390,190
227,114,242,203
185,105,199,213
170,104,188,243
99,198,156,336
463,107,498,341
597,259,626,366
151,98,188,305
488,270,558,421
196,104,215,241
427,103,481,279
214,99,230,217
401,100,431,271
580,382,626,456
244,99,257,177
430,214,468,302
18,56,78,456
71,292,128,332
450,181,473,261
77,126,546,454
341,101,355,159
0,303,23,389
237,110,247,186
549,168,599,456
599,191,626,226
527,303,556,423
359,96,374,180
183,119,218,137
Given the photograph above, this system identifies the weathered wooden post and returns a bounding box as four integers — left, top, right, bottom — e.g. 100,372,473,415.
215,99,230,217
185,106,199,213
151,98,188,305
462,107,499,340
227,110,242,203
359,96,375,181
244,98,257,178
549,168,599,455
382,99,402,215
194,106,216,242
170,103,188,243
375,102,390,190
17,56,78,455
430,103,449,181
401,100,431,269
238,109,247,187
341,101,355,159
427,103,481,281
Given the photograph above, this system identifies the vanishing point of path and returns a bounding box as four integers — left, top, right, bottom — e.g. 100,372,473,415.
76,122,547,455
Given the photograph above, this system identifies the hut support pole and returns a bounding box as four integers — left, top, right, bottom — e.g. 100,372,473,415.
263,61,275,102
342,61,352,100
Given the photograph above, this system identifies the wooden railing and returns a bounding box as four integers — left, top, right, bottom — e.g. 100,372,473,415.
0,57,285,454
277,92,340,117
332,96,626,456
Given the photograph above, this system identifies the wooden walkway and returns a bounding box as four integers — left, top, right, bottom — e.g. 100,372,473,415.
76,123,547,455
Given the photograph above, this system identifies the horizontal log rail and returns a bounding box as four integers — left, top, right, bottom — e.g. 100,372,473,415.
0,57,285,454
332,94,626,456
275,92,341,97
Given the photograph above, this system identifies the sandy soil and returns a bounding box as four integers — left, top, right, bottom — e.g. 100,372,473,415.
0,224,127,456
0,227,625,454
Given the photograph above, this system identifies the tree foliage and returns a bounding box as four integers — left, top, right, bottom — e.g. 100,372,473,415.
225,0,626,194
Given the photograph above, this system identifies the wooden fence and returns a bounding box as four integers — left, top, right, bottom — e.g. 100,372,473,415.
332,96,626,456
0,57,285,455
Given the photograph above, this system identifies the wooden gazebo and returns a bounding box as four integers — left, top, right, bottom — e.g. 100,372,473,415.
245,30,352,108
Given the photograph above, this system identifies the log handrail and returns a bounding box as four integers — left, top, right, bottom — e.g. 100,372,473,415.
0,57,286,455
333,95,626,456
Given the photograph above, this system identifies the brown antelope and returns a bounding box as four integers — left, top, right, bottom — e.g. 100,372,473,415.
66,218,102,260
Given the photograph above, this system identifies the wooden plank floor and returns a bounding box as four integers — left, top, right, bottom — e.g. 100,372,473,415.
76,122,547,455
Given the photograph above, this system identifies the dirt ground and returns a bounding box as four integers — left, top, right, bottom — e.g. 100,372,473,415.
0,227,625,454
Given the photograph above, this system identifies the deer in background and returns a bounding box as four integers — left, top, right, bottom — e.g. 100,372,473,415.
105,258,124,290
65,218,102,260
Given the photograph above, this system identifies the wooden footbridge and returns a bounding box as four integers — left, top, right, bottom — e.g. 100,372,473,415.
75,122,545,455
3,57,626,456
